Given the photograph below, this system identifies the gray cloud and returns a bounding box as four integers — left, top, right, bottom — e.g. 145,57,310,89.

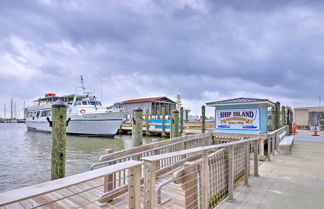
1,0,324,115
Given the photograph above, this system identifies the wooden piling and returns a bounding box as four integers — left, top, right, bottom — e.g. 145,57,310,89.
132,108,143,147
201,105,206,133
180,107,184,134
157,109,161,120
282,106,286,126
275,102,280,129
145,109,149,136
51,100,67,180
161,106,166,137
185,109,189,131
170,109,179,138
185,109,188,123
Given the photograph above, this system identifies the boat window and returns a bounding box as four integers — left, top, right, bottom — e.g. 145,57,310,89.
99,102,102,106
82,101,88,105
48,111,51,116
90,101,96,105
36,111,41,118
76,101,81,106
41,111,47,117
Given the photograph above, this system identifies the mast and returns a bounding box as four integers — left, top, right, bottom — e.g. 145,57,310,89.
4,103,6,119
10,97,13,119
80,75,85,95
14,102,17,119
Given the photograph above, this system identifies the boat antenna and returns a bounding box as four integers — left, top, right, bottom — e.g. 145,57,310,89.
80,75,86,95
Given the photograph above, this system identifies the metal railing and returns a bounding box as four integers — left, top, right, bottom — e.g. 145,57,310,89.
141,137,260,209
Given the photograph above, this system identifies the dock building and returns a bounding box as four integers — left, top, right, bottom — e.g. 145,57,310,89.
113,96,176,115
294,106,324,130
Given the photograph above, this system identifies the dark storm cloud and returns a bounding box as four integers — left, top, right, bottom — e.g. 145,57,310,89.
1,0,324,113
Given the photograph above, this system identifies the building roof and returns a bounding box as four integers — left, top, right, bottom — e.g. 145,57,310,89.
294,106,324,110
120,96,175,104
206,97,275,107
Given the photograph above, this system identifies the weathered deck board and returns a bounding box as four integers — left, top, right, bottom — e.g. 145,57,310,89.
19,199,39,209
4,202,25,209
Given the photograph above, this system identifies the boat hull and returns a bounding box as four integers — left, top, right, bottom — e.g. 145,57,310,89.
26,112,125,137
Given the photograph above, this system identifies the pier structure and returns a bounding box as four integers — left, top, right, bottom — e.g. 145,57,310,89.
0,125,294,209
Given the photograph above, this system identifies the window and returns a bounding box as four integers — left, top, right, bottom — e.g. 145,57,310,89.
76,101,81,106
41,111,47,117
36,111,41,118
82,101,87,105
90,101,96,105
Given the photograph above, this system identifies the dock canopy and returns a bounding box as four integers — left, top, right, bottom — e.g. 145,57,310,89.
206,97,275,107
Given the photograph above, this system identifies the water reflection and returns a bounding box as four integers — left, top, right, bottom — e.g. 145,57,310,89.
0,123,163,192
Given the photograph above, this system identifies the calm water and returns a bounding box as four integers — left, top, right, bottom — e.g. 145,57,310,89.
0,123,162,193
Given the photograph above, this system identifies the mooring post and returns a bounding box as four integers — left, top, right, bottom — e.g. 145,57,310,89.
145,109,149,136
170,109,179,138
185,109,189,131
201,105,206,133
275,101,281,129
287,108,292,134
282,106,286,126
267,136,271,161
157,108,161,120
180,107,184,135
161,107,166,137
132,108,143,147
51,100,67,180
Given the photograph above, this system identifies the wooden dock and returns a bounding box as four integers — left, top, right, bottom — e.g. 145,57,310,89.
119,121,215,135
0,127,290,209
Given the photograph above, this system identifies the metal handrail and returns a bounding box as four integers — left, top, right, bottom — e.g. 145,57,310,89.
90,133,213,170
267,125,288,135
157,178,173,205
142,137,259,162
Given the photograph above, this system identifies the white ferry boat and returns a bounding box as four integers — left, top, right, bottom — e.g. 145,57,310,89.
25,93,126,137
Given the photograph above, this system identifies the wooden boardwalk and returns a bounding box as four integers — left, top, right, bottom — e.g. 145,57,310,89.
0,127,289,209
0,163,186,209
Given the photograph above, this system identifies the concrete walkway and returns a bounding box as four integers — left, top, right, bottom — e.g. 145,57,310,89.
217,131,324,209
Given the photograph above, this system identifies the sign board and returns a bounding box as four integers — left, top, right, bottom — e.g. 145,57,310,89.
216,108,260,131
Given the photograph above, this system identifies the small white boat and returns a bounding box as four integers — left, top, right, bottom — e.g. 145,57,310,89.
25,92,126,137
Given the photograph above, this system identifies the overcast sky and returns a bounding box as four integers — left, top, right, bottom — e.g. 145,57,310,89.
1,0,324,116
